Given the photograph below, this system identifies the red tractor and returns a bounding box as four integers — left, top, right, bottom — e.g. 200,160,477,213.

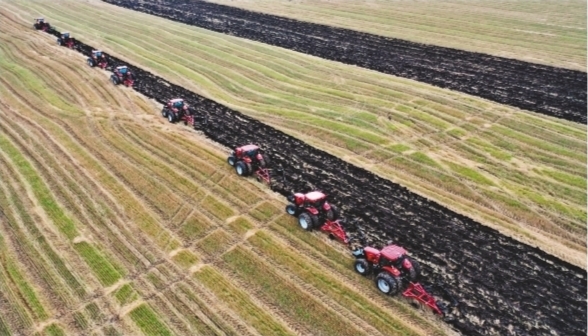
352,244,421,293
33,17,51,31
57,32,75,48
285,191,348,243
110,66,134,87
162,98,193,124
227,144,271,183
87,50,108,69
352,244,452,316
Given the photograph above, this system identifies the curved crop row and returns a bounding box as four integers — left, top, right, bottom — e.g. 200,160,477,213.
35,22,587,335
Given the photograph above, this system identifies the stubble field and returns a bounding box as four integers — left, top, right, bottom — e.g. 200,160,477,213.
0,0,586,335
0,12,447,335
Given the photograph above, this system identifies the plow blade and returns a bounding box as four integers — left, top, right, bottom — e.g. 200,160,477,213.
402,282,443,315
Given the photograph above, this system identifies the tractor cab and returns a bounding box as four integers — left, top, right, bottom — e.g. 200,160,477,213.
116,66,129,75
61,32,70,39
92,50,103,58
35,17,45,24
235,144,260,160
170,98,185,109
380,245,408,263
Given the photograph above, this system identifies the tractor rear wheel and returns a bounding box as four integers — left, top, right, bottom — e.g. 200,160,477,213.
326,204,340,221
57,39,63,46
354,258,372,276
285,204,298,216
235,161,249,176
168,112,176,123
406,257,421,281
298,212,318,231
110,75,119,85
87,58,95,67
227,156,236,166
375,272,400,295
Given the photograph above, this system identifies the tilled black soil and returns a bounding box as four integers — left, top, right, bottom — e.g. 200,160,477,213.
47,29,587,336
101,0,587,124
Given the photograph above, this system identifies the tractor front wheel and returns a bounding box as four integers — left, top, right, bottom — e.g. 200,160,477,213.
167,112,176,123
87,58,95,67
375,272,400,296
298,212,318,231
354,258,372,276
285,204,298,216
235,161,249,176
57,38,63,46
110,75,119,85
227,156,236,166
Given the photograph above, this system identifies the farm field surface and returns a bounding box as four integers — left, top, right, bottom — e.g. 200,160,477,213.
0,10,449,336
9,0,587,268
208,0,587,71
102,0,588,123
1,0,587,335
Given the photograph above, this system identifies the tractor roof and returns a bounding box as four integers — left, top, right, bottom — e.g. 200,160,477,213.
116,66,127,70
92,50,102,53
37,17,44,20
305,191,326,202
170,98,184,103
380,245,407,261
237,144,259,152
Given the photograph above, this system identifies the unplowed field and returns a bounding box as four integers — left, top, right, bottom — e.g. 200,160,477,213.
103,0,587,123
0,12,447,336
18,11,587,336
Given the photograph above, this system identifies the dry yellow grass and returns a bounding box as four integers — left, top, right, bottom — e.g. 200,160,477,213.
0,7,447,335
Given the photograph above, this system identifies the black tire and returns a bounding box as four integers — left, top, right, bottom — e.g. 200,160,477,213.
167,112,176,123
261,154,271,167
244,162,252,175
285,204,298,216
87,58,95,67
326,204,340,221
298,212,316,231
110,75,119,85
227,156,236,166
375,272,400,295
161,107,168,118
235,161,249,176
406,257,421,282
354,258,372,276
57,38,63,46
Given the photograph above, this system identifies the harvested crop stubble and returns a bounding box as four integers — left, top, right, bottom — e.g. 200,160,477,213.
32,26,587,335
